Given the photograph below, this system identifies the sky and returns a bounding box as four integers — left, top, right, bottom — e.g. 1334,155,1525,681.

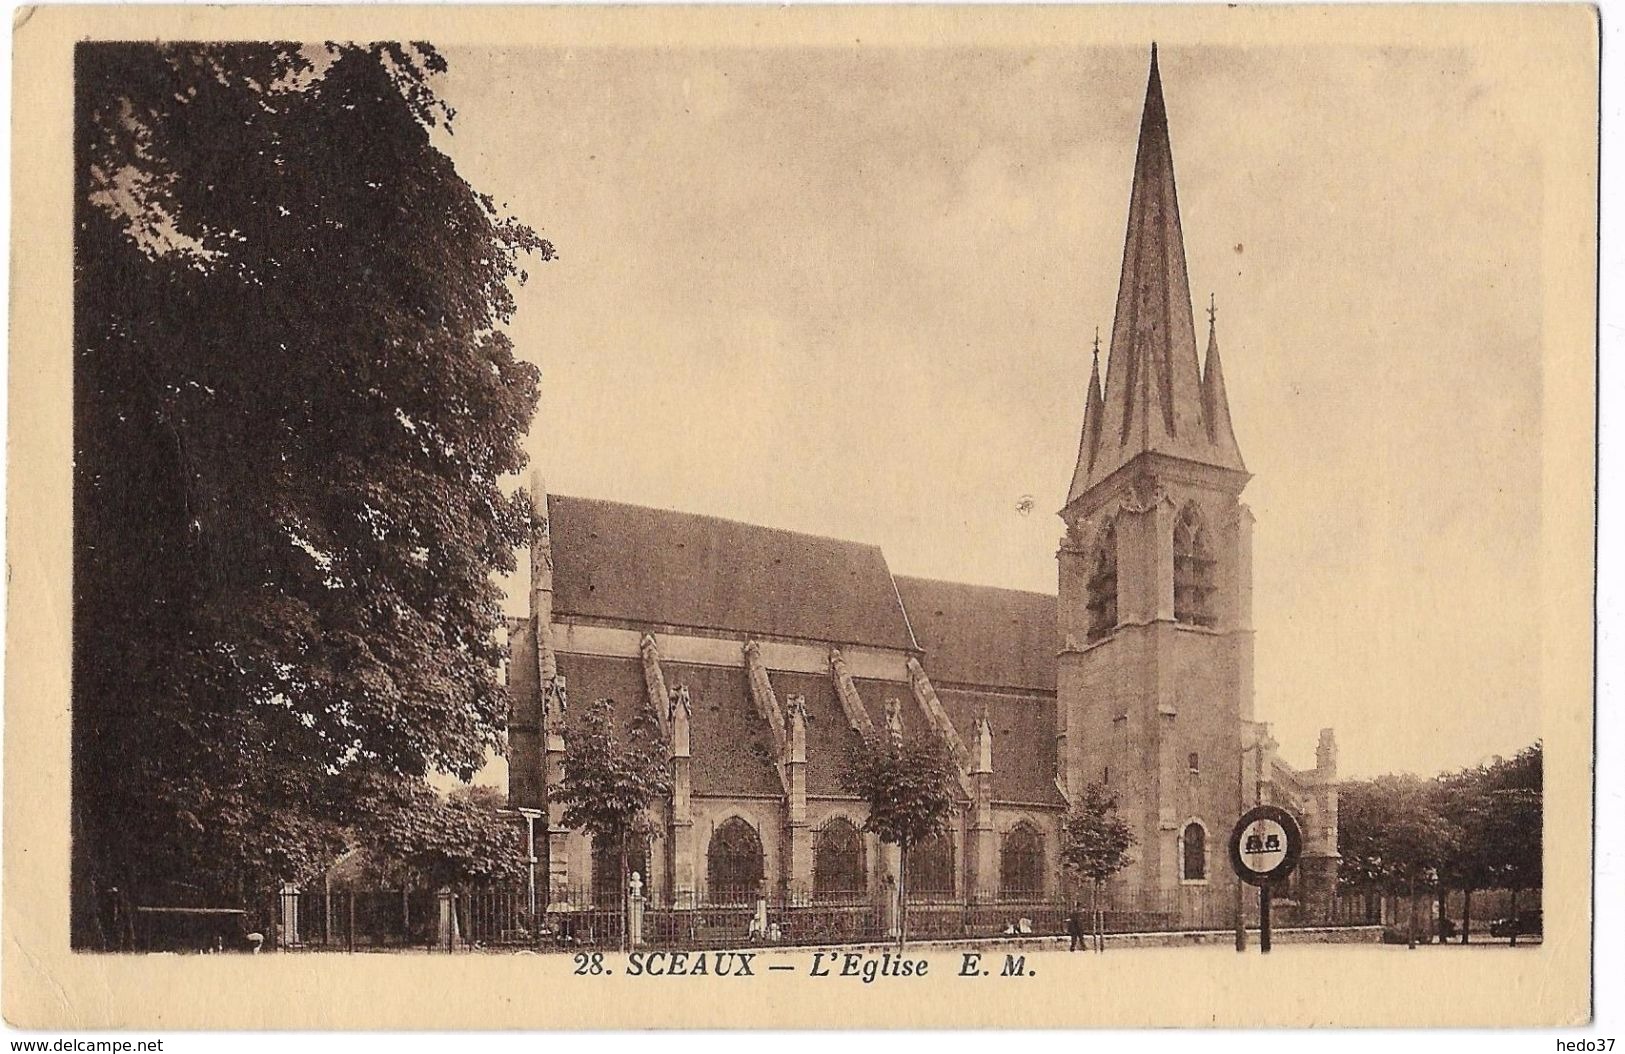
432,42,1543,780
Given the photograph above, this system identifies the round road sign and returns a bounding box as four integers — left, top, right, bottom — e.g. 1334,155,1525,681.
1228,804,1302,887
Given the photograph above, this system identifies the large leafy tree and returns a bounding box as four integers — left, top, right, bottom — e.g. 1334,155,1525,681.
556,698,672,944
1059,782,1135,953
840,725,961,949
72,42,550,945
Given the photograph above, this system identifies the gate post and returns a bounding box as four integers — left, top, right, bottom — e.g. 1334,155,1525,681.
628,872,645,948
437,887,459,952
279,882,301,949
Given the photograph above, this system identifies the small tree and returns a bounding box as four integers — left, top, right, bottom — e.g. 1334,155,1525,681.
1060,782,1135,952
556,698,671,949
841,728,960,950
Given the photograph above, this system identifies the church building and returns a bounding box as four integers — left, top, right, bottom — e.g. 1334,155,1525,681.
505,48,1340,922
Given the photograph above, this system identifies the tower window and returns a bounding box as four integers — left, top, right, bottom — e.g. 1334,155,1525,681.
1181,822,1207,882
1188,752,1200,775
1174,504,1216,627
1086,521,1119,641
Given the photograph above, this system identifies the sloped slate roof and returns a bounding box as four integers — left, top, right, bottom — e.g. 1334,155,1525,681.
553,654,784,798
936,686,1064,806
853,677,971,802
663,660,784,797
767,670,867,798
553,653,651,733
549,495,918,651
894,576,1058,692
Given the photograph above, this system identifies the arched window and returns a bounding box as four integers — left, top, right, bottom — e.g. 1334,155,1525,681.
1181,822,1207,882
1087,522,1119,641
813,818,866,899
1000,823,1046,898
707,818,764,902
1174,504,1216,627
905,830,955,898
592,835,649,906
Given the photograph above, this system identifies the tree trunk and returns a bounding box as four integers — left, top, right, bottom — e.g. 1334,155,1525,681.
1406,876,1417,950
1508,887,1518,948
1461,888,1472,945
897,842,908,953
1436,886,1447,944
620,833,629,954
1093,879,1104,953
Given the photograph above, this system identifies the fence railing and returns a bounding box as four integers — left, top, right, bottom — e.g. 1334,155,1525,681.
270,885,1386,952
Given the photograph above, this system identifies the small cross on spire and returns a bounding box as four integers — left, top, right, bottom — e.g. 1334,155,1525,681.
1092,326,1101,365
1207,292,1217,330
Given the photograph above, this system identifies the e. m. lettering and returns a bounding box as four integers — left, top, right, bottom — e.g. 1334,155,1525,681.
807,950,929,983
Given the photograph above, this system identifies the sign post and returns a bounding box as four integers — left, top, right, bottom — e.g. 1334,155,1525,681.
1228,805,1303,954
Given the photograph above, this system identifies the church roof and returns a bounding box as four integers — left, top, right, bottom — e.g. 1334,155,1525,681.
548,495,919,652
894,576,1057,693
935,686,1064,806
1067,46,1246,506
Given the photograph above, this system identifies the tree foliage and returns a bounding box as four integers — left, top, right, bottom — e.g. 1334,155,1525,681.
1060,782,1136,884
841,730,960,855
1339,743,1542,897
355,782,528,890
72,41,550,940
556,698,672,879
1337,774,1458,891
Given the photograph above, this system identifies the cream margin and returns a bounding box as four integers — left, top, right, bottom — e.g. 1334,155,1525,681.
4,4,1596,1030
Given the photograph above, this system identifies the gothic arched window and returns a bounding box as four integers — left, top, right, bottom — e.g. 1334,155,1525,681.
1174,504,1216,627
592,834,649,906
1181,822,1207,882
813,818,866,899
706,818,765,902
1000,823,1046,898
1086,522,1119,641
905,830,955,898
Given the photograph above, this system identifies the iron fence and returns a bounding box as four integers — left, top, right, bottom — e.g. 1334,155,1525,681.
270,883,1385,952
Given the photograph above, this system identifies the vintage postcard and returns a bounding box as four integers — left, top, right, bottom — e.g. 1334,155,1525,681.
4,3,1598,1031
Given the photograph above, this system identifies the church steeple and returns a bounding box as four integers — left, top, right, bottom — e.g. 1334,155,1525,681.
1066,46,1245,508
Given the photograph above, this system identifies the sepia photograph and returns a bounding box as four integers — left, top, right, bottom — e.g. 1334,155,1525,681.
4,3,1600,1034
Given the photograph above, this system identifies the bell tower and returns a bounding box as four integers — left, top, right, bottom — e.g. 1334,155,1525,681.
1057,46,1255,900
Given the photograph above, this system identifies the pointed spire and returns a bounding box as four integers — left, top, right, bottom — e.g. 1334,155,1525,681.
1065,46,1245,508
1065,328,1108,499
1201,296,1245,469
